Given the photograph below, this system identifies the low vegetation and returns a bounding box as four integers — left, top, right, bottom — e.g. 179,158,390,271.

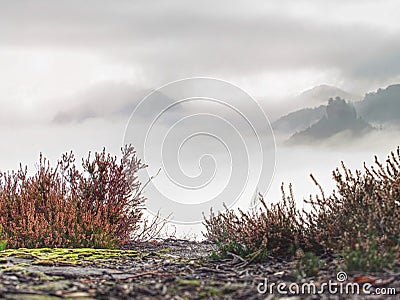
0,225,6,251
204,147,400,271
294,250,322,278
0,146,147,249
1,144,399,274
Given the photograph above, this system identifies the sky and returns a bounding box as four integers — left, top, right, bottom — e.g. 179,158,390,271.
2,0,400,121
1,0,400,235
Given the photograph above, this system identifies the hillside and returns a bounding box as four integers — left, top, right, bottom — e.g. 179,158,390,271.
356,84,400,124
289,97,372,143
273,85,361,134
272,105,326,133
273,83,400,141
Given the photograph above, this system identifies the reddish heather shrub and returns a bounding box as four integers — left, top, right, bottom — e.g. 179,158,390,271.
204,184,307,261
0,145,146,249
204,147,400,269
305,147,400,259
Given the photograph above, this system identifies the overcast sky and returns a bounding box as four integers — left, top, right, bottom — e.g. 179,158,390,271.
1,1,400,229
1,0,400,126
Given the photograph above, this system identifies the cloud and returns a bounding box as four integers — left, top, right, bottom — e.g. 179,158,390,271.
349,35,400,80
1,0,400,88
52,82,150,123
1,0,400,129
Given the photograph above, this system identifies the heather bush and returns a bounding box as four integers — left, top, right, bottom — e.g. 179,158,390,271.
204,185,307,261
204,147,400,271
305,151,400,256
0,145,146,249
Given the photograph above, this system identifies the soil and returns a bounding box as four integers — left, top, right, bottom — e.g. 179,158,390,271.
0,239,398,299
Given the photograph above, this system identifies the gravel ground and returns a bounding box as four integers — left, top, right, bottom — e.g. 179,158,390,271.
0,239,399,299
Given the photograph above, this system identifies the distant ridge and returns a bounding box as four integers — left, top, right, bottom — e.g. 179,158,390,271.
356,84,400,124
288,97,372,144
297,84,361,107
273,106,326,133
273,83,400,141
273,85,362,133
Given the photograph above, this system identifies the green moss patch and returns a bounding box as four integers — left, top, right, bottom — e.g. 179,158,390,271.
176,279,201,286
0,248,142,266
